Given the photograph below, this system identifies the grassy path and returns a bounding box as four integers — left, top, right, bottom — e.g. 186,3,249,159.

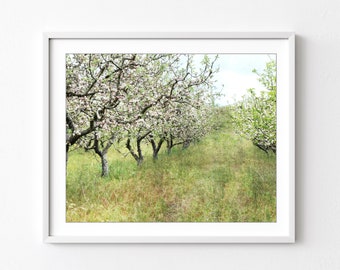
66,129,276,222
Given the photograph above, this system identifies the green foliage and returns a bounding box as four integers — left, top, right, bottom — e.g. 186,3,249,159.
231,59,277,153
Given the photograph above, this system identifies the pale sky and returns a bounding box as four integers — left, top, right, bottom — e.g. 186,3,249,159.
211,54,276,106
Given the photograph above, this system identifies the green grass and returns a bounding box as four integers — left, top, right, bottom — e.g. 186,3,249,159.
66,128,276,222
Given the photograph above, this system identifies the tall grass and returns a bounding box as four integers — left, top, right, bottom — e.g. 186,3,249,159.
66,128,276,222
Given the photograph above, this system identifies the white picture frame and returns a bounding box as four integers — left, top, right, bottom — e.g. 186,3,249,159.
44,32,295,243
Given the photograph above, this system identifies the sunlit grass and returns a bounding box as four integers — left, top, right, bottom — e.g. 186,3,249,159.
66,128,276,222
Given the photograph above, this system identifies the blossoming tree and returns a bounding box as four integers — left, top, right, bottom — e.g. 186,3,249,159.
66,53,218,176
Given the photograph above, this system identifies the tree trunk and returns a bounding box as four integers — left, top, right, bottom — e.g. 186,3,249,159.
100,153,109,177
93,135,114,177
150,138,164,160
254,143,268,154
150,139,158,160
126,131,151,166
153,152,158,160
166,137,173,155
136,138,144,166
182,140,190,150
126,138,143,166
66,144,69,165
137,157,144,166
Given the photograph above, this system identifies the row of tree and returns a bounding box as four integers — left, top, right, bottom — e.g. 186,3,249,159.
230,59,277,153
66,54,277,177
66,54,219,176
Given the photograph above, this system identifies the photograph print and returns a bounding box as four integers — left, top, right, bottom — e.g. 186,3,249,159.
65,53,277,223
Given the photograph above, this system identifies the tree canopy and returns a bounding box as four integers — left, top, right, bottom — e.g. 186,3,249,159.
230,59,277,153
66,53,219,175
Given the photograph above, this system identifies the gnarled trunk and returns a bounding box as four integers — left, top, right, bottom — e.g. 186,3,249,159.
126,138,144,166
126,131,152,166
91,134,115,177
150,137,164,160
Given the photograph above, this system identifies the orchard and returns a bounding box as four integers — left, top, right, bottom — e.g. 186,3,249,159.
66,54,218,176
66,54,277,222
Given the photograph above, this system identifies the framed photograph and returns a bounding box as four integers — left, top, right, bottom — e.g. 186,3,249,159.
44,32,295,243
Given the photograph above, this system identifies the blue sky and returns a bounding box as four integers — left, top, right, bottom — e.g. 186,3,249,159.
211,54,276,106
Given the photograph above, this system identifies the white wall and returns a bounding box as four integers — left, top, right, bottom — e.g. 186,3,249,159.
1,0,340,269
